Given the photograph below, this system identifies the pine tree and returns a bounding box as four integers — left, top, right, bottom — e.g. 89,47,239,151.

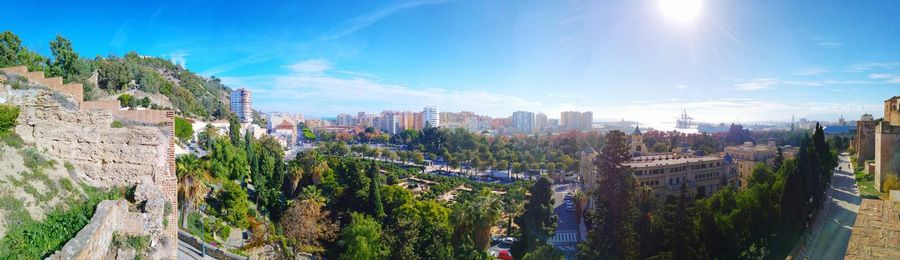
579,130,639,259
774,146,784,171
511,176,557,259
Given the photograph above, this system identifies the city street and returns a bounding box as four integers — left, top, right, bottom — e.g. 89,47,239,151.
177,240,214,260
801,154,860,259
551,182,581,254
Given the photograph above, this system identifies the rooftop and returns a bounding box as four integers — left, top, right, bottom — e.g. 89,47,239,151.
625,155,721,168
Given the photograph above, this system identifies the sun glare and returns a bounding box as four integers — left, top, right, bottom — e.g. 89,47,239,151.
658,0,703,24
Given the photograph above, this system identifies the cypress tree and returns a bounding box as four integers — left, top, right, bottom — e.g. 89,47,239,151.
511,176,557,259
367,161,385,219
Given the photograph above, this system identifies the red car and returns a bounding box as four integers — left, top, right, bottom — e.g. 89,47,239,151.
497,250,513,260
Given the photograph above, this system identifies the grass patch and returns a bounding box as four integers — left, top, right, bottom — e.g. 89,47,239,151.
110,120,124,128
0,187,120,259
0,193,31,227
0,131,24,148
59,178,75,194
64,161,75,173
20,147,55,171
855,170,881,199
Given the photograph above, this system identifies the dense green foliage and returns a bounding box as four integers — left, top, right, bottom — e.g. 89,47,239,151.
511,176,557,259
174,117,193,143
0,31,230,119
0,104,20,133
0,187,120,259
580,125,838,259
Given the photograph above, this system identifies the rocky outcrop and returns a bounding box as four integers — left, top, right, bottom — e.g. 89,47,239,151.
0,66,177,259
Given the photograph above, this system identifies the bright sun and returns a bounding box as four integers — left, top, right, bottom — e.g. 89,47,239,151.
658,0,703,24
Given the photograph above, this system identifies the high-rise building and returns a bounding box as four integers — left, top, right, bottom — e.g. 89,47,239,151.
379,111,401,134
560,111,581,130
512,111,535,133
230,88,252,123
423,106,440,127
535,112,548,132
413,112,425,130
549,119,560,127
581,111,593,130
337,113,353,126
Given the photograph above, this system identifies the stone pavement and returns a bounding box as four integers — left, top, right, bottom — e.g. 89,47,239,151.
844,199,900,259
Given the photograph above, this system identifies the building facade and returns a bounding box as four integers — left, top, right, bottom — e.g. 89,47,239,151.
423,106,440,128
535,112,548,132
725,141,777,188
512,111,535,133
230,88,252,123
856,114,878,166
875,96,900,191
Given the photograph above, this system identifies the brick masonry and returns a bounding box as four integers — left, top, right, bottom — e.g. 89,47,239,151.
0,66,178,257
844,199,900,259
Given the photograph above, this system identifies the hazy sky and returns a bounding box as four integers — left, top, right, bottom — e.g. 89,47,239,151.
3,0,899,125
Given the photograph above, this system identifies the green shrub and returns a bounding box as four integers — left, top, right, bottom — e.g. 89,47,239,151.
110,120,124,128
64,161,75,173
0,104,20,133
883,174,900,192
20,148,54,171
0,188,119,258
174,117,193,143
0,131,24,148
59,178,75,193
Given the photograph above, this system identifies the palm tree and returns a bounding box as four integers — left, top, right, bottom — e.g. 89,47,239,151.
285,163,304,198
176,154,210,228
468,189,503,250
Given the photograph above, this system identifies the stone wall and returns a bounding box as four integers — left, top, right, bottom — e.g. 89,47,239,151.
844,199,900,259
856,120,877,166
178,230,249,260
875,122,900,192
48,200,128,260
0,66,177,258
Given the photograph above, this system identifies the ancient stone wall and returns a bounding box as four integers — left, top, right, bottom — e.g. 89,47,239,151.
48,200,127,260
857,120,877,166
0,66,177,258
875,122,900,191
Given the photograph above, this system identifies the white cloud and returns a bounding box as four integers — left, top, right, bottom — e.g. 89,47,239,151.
845,62,900,73
868,73,900,83
735,78,777,90
167,51,188,67
319,0,453,41
813,37,843,49
793,66,828,76
282,59,332,74
674,85,688,89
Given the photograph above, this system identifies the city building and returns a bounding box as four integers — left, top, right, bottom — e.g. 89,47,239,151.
725,141,777,188
337,113,353,126
629,126,648,156
379,111,401,134
560,111,593,131
423,106,440,128
581,111,593,130
266,112,304,133
626,155,738,198
535,112,548,132
230,88,252,123
512,111,535,133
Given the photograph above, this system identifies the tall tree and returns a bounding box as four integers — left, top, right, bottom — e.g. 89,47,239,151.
580,130,639,259
229,114,242,147
367,161,385,219
338,212,388,260
511,176,557,259
176,154,209,228
281,193,338,255
47,35,80,80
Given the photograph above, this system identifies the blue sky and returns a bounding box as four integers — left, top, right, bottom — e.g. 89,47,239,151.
3,0,899,125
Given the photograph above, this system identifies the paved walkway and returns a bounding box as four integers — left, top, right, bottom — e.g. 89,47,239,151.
802,154,860,259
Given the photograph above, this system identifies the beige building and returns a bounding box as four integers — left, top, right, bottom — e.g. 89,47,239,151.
625,155,738,198
874,96,900,191
725,141,777,188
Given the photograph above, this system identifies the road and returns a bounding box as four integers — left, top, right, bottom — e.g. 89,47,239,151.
802,154,860,259
551,182,581,255
177,240,215,260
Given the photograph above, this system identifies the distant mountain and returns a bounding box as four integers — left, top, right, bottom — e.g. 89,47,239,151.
0,31,231,120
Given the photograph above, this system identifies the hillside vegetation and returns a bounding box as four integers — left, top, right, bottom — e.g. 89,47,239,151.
0,31,230,120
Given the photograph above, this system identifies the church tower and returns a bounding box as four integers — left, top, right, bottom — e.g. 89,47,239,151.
630,126,648,156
